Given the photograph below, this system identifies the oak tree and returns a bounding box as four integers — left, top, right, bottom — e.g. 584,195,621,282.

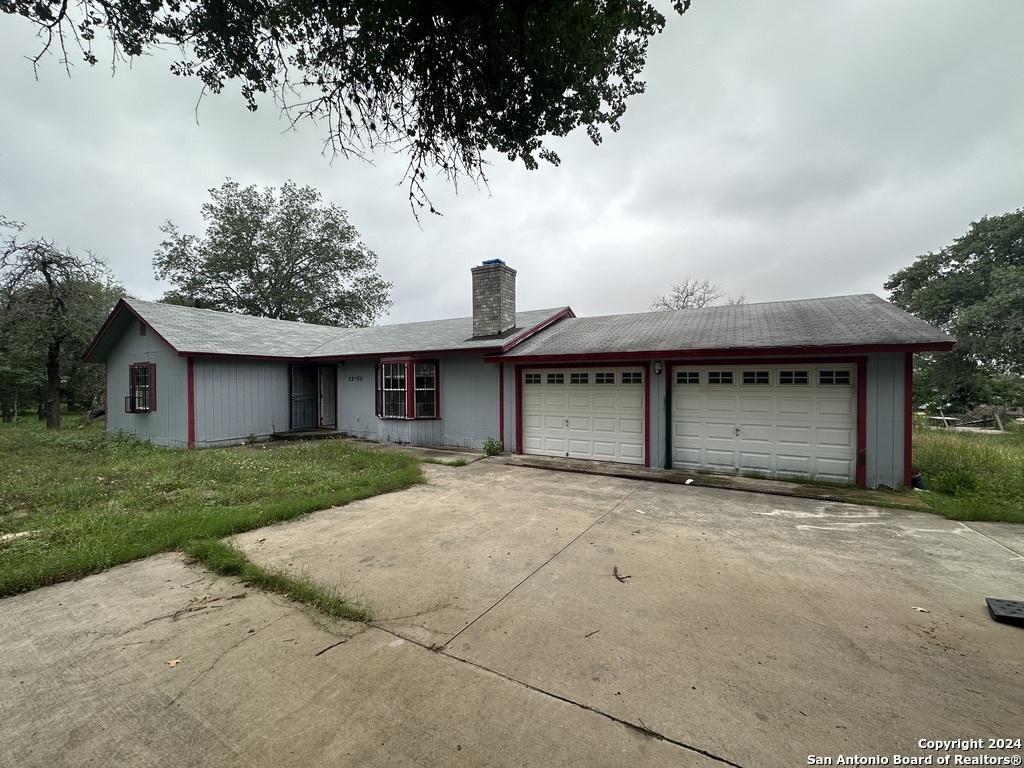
1,218,118,427
885,207,1024,410
154,180,391,327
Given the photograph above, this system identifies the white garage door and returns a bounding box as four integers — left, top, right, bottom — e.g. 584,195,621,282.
672,365,856,482
522,368,645,464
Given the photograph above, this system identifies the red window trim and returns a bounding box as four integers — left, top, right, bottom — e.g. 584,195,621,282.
376,358,441,420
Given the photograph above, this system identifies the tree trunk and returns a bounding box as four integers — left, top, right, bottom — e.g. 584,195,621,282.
0,388,11,422
45,338,61,429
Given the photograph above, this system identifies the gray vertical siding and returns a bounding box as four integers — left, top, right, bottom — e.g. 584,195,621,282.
192,358,292,446
337,355,499,449
337,359,380,441
105,328,188,447
865,352,907,490
439,355,499,448
649,360,669,469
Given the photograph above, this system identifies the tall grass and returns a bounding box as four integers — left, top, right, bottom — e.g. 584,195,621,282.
0,417,423,597
912,425,1024,523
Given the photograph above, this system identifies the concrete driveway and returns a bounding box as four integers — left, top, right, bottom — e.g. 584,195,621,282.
2,460,1022,767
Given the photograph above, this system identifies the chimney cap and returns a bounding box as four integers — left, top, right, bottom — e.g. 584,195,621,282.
481,258,504,266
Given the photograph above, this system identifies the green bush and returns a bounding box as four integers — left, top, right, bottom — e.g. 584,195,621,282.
483,437,503,456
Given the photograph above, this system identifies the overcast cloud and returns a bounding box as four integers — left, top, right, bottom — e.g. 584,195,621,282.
1,0,1021,325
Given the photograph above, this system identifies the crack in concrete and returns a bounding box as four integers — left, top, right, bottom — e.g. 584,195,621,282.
957,521,1024,560
162,613,291,711
376,624,746,767
445,480,649,648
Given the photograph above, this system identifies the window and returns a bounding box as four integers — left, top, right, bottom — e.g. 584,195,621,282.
547,373,565,385
381,362,407,418
708,371,734,385
819,369,852,386
126,363,156,413
414,362,437,418
779,370,809,385
376,360,439,419
621,371,643,384
570,372,589,385
524,373,541,385
676,371,700,385
595,372,615,384
742,370,770,385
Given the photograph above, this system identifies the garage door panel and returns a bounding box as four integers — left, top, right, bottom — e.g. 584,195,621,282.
592,417,617,434
707,396,738,413
619,393,643,410
705,451,738,470
816,427,854,448
542,393,566,407
814,456,854,478
740,397,772,416
566,416,591,430
776,454,812,474
818,398,853,417
592,394,617,409
738,452,773,472
542,414,565,429
567,394,591,408
777,398,813,416
777,426,812,446
706,422,737,440
738,424,772,442
619,418,643,435
672,365,856,483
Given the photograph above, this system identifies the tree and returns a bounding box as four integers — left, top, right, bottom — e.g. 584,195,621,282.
650,276,745,311
4,1,692,213
1,217,118,427
154,180,391,327
885,207,1024,410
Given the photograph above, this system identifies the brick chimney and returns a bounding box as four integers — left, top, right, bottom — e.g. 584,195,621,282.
472,260,517,338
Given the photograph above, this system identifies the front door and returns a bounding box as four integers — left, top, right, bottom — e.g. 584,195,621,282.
290,366,317,430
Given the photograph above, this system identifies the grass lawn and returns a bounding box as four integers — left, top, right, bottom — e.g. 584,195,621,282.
0,417,423,613
911,424,1024,524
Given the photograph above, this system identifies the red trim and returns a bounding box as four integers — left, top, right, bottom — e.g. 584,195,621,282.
904,352,914,488
515,364,524,455
498,362,505,447
187,357,196,447
498,308,575,353
856,358,867,486
488,342,954,365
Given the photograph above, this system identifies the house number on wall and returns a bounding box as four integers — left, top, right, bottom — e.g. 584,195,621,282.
348,376,363,382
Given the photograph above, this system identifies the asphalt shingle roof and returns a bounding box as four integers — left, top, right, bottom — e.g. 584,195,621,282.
500,294,954,358
94,299,568,359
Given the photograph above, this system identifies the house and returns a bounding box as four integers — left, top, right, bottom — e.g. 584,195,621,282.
83,261,954,489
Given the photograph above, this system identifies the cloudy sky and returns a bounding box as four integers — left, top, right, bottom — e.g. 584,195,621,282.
1,1,1022,326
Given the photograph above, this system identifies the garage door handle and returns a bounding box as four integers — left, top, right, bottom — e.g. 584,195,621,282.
565,418,570,428
734,427,741,436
